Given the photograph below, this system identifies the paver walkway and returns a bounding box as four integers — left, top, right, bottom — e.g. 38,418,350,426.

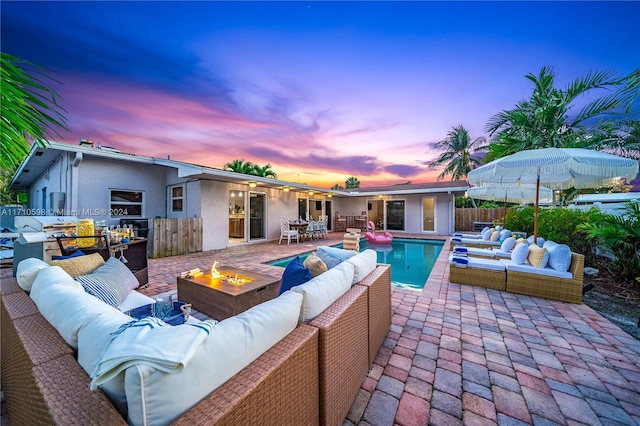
140,233,640,426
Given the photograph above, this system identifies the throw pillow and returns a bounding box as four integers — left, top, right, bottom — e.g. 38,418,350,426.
278,256,312,295
499,229,511,241
514,238,528,249
543,240,558,249
316,249,342,269
316,246,357,261
527,235,545,248
490,231,500,241
51,249,85,260
527,245,549,269
511,243,529,265
482,229,492,241
50,252,105,278
75,257,139,307
546,244,572,272
303,252,328,277
500,237,516,252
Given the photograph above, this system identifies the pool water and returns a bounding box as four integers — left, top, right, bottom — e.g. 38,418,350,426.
269,238,443,290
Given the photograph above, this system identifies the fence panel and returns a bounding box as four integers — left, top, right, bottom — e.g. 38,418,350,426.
152,217,203,258
455,208,504,232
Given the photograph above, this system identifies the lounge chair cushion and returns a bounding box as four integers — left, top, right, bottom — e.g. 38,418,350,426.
500,260,573,279
527,245,549,268
500,237,516,252
292,261,354,322
49,252,105,278
124,291,304,426
303,252,328,277
16,257,50,291
511,243,529,265
75,257,139,307
278,256,312,295
546,243,572,273
448,253,505,271
345,249,377,284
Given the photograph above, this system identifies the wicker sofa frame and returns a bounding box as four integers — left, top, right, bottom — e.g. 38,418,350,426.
506,252,584,304
448,264,506,291
1,263,392,425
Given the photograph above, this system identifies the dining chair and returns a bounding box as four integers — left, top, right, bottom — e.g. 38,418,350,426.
279,217,299,245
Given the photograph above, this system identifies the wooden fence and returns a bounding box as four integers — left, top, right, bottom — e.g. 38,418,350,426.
455,208,504,232
152,218,203,258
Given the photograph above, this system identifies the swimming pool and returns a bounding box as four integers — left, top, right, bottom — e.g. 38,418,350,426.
269,238,443,290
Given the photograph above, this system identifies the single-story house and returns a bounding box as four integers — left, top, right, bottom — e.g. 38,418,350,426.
9,140,469,253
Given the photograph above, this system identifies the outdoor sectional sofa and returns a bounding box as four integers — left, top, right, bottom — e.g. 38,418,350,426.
1,250,391,425
449,247,585,304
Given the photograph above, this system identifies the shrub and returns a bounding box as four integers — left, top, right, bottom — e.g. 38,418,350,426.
578,200,640,285
505,206,603,265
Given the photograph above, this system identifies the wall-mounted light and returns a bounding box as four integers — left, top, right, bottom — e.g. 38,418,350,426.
230,192,235,197
327,194,332,198
248,181,257,188
378,194,384,199
282,187,290,192
308,191,314,196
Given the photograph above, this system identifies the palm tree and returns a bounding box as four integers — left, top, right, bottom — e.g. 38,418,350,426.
345,176,360,189
331,184,345,190
427,125,486,181
484,67,639,161
1,52,68,171
252,163,277,179
223,159,255,174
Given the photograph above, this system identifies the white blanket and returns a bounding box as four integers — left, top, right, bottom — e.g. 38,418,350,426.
90,316,217,389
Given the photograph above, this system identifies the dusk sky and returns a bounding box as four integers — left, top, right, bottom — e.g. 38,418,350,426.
2,1,639,188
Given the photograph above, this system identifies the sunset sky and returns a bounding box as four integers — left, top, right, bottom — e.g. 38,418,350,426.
2,1,639,188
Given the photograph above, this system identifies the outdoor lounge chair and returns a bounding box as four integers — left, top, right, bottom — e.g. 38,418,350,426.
448,253,506,291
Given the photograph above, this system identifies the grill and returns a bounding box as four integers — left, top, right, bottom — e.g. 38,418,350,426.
13,216,79,275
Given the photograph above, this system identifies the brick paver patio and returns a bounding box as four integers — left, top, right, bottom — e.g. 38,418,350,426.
139,233,640,425
3,233,638,425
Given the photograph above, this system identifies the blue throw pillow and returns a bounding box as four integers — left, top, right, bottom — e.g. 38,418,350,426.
316,249,342,269
51,250,85,260
278,256,312,295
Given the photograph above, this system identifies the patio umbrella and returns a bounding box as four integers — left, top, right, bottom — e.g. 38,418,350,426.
467,183,553,226
468,148,639,243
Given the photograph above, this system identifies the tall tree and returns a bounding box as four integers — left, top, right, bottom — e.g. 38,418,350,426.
427,125,486,181
1,52,68,170
252,163,277,179
345,176,360,189
484,67,639,161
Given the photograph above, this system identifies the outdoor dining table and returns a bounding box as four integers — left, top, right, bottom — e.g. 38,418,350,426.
288,221,309,241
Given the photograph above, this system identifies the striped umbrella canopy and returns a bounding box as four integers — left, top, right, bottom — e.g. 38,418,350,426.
468,183,553,204
468,148,639,242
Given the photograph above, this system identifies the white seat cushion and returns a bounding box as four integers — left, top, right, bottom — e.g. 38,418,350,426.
500,260,573,279
292,261,355,322
345,249,377,284
124,290,303,426
448,253,505,271
118,290,156,313
16,258,50,291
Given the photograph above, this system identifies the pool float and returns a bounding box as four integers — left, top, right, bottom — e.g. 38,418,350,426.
364,221,393,244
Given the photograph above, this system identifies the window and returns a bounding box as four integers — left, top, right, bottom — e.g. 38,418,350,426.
110,189,143,217
171,185,184,213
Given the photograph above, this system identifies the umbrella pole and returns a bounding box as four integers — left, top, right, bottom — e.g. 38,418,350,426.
502,194,507,227
533,175,540,245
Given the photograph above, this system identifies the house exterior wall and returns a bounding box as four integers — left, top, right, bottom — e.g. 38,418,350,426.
27,154,68,214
